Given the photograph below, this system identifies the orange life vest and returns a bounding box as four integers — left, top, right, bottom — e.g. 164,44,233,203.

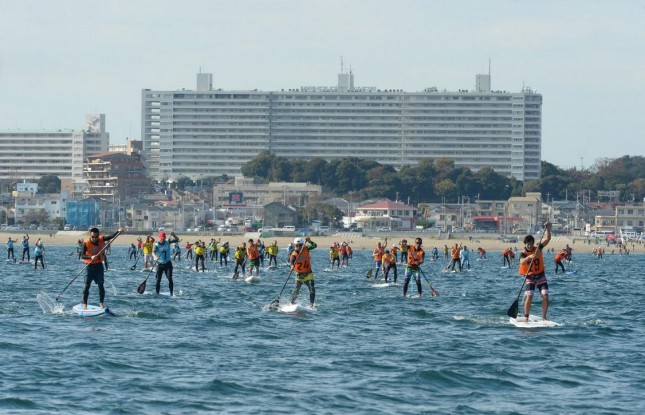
373,246,384,261
247,243,259,260
291,247,312,274
518,246,545,276
407,245,424,267
83,236,105,265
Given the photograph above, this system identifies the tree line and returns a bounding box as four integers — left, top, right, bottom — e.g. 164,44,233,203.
241,151,645,204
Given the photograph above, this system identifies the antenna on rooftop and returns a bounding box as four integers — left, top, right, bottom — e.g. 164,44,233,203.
340,56,344,74
488,58,491,76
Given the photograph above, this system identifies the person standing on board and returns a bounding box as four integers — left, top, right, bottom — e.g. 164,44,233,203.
554,249,567,274
142,235,155,269
232,243,247,279
403,237,425,297
398,240,408,264
450,243,462,272
267,240,279,267
153,231,179,296
219,242,229,266
209,238,220,262
21,234,30,261
372,240,386,280
34,238,45,270
519,222,552,322
290,237,317,307
129,243,137,261
460,245,471,270
194,240,206,272
80,227,123,309
6,237,16,262
246,239,260,277
381,249,398,283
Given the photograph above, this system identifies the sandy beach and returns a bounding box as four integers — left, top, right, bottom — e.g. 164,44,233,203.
3,230,642,255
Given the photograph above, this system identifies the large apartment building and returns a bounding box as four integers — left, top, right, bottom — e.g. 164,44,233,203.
142,72,542,182
0,114,109,183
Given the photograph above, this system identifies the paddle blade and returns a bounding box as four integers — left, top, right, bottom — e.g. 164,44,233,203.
365,269,373,279
137,280,146,294
431,287,440,297
268,298,280,311
507,299,519,318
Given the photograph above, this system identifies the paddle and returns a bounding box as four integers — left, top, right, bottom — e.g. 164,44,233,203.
507,225,547,318
137,258,159,294
130,253,140,271
269,244,306,311
419,268,440,297
56,231,121,301
365,269,373,279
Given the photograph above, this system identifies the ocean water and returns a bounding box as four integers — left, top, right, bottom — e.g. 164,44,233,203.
1,245,644,414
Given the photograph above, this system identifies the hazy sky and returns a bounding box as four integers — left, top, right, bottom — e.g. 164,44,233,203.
1,0,644,170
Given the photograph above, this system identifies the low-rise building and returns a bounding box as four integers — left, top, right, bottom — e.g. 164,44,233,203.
353,200,416,230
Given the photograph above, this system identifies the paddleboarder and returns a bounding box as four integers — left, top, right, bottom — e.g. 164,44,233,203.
6,237,16,262
403,237,425,297
518,222,552,322
289,237,317,307
80,227,123,309
153,231,179,296
34,238,45,270
554,249,567,274
267,240,279,267
21,234,30,261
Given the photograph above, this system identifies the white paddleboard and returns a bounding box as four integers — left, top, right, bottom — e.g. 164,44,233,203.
245,275,261,283
501,266,510,269
141,267,157,273
566,270,577,275
278,303,316,314
406,294,422,299
372,282,397,288
509,316,560,328
72,303,107,317
266,265,278,271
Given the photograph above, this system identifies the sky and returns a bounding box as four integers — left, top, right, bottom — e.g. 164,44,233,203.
1,0,644,170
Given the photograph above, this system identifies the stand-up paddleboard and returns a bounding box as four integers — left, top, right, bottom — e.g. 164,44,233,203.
140,266,157,273
406,294,422,299
19,260,31,265
501,266,510,269
266,265,278,271
278,303,316,314
72,303,110,317
245,275,261,283
509,315,560,328
372,282,397,288
566,270,577,275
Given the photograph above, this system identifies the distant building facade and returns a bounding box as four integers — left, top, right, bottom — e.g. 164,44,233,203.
142,72,542,182
0,114,109,182
84,152,151,201
212,177,322,209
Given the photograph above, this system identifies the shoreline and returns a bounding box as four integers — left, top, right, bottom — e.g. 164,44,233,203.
3,231,643,255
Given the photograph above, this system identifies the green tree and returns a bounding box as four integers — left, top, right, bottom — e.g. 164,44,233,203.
37,175,61,193
240,150,276,178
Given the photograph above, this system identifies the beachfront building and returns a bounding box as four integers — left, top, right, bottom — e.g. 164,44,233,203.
142,71,542,182
212,177,322,210
0,114,109,183
13,191,70,225
353,200,417,231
